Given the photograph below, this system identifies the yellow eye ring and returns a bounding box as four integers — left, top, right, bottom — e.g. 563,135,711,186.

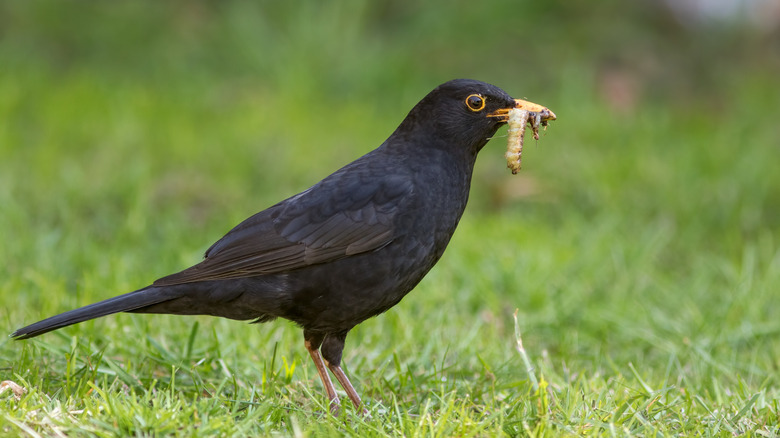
465,94,485,112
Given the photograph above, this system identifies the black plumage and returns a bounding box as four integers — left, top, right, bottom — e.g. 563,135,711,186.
12,79,553,413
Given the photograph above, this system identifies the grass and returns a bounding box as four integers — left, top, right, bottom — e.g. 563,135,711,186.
1,2,779,436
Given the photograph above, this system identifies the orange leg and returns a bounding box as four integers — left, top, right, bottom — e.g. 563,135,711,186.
304,339,340,414
326,360,367,414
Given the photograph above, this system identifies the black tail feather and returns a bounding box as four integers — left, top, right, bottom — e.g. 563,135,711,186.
11,287,175,340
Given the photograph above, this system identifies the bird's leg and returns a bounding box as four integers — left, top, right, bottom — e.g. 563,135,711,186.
303,331,340,414
321,332,367,413
328,363,364,412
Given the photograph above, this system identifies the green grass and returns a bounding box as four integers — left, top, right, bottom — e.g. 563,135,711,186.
2,2,779,436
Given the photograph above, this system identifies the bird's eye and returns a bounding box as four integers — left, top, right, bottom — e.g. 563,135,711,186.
465,94,485,112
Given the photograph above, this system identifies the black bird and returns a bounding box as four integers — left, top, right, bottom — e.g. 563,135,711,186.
12,79,556,413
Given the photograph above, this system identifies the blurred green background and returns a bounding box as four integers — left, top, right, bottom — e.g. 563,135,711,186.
1,0,779,435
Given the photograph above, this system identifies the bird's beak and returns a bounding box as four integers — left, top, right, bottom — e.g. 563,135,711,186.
487,99,557,123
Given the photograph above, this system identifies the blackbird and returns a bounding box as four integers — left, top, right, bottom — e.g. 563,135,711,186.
12,79,556,413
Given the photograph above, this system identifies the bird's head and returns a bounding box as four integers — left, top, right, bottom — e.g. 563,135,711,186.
394,79,556,155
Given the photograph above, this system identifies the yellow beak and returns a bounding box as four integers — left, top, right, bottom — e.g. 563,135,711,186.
487,98,557,123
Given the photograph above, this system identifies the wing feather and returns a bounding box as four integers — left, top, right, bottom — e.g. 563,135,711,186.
154,161,413,286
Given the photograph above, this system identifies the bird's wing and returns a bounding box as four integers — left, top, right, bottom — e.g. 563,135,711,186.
153,163,413,286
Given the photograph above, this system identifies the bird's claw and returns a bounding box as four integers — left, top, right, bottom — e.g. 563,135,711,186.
329,398,341,416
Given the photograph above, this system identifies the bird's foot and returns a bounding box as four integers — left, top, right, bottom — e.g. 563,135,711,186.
329,397,342,416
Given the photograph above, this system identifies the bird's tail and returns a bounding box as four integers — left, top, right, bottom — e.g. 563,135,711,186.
11,287,176,340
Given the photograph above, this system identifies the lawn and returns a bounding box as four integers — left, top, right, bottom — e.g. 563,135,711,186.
1,2,779,436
